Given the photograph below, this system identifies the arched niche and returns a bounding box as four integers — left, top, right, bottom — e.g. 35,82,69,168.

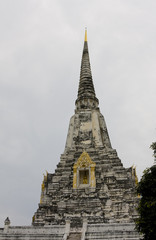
73,151,96,189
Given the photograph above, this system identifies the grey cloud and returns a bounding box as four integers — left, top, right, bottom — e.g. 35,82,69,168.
0,0,155,226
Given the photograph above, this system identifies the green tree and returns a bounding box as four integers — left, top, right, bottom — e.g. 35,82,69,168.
150,142,156,163
136,143,156,240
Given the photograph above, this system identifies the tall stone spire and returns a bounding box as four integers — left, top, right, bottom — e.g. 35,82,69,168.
76,29,99,110
64,29,112,151
31,31,139,234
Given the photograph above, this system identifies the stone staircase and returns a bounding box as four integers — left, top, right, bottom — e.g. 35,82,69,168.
67,233,81,240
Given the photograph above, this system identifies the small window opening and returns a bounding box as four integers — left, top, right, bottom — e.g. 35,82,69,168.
79,170,89,185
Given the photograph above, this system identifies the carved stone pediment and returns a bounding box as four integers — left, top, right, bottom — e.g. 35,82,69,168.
74,151,95,168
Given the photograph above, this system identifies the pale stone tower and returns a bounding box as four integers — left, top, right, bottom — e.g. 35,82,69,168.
33,30,139,227
0,30,140,240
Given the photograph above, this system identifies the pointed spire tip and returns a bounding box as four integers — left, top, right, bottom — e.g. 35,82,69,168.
85,28,87,42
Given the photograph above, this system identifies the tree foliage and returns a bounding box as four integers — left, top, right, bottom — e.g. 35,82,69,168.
136,143,156,240
150,142,156,152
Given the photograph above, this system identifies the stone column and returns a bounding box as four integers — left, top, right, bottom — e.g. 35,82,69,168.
73,165,77,189
90,164,96,188
63,219,71,240
81,218,88,240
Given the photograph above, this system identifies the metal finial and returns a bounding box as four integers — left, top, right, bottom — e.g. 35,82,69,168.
85,28,87,42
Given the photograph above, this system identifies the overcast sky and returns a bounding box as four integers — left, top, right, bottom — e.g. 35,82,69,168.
0,0,156,227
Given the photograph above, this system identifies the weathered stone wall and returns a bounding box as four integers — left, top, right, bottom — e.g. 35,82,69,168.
0,225,65,240
0,223,141,240
65,109,111,151
85,223,141,239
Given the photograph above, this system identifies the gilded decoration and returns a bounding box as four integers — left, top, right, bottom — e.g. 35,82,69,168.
73,151,96,189
132,166,138,185
40,171,48,204
75,151,95,168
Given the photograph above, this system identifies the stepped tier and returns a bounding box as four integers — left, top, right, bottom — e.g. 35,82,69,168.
33,145,138,226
